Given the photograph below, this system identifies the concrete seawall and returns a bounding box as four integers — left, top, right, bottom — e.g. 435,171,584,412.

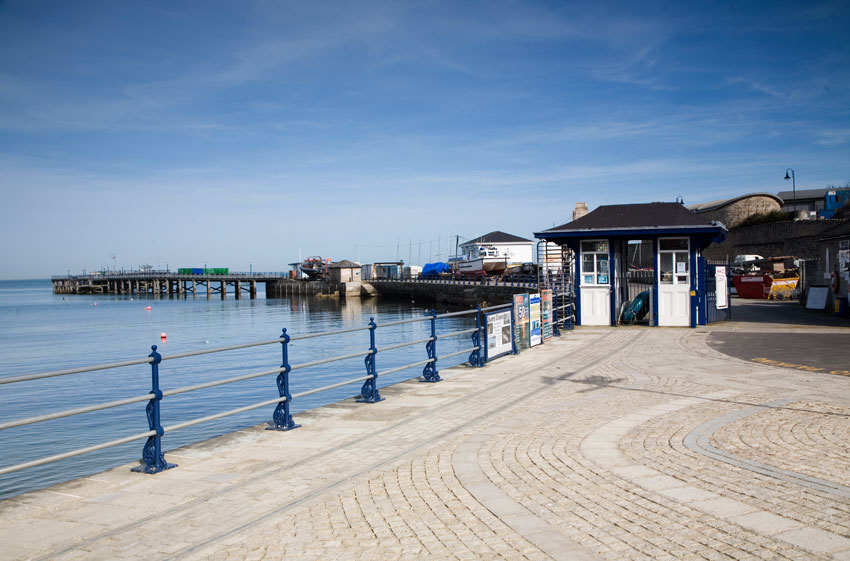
370,280,536,306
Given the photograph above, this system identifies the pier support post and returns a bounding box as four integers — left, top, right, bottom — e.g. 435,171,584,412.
220,281,226,300
250,281,257,299
235,280,241,299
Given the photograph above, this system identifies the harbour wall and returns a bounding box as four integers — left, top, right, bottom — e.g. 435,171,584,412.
368,280,533,306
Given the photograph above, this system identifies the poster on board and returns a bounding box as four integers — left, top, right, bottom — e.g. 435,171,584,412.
485,309,513,361
715,266,728,309
529,293,541,346
541,289,553,341
513,293,530,352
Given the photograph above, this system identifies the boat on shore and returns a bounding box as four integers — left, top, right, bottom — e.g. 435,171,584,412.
298,257,331,280
456,244,509,277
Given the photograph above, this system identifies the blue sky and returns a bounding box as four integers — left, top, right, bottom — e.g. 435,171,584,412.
1,1,848,278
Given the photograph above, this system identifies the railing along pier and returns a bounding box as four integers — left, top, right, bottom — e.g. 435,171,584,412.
0,305,511,480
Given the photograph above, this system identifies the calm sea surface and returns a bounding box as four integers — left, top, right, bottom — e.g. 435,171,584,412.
0,279,476,499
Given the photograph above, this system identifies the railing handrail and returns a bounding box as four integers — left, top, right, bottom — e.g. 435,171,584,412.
0,308,492,479
0,293,574,485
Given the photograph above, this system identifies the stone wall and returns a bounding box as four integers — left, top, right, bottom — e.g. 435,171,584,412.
371,281,535,307
704,219,845,261
698,195,781,229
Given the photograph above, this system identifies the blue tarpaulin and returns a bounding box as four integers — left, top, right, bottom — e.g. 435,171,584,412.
421,262,450,277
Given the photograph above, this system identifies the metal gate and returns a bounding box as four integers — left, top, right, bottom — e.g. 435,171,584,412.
537,241,575,331
704,261,732,323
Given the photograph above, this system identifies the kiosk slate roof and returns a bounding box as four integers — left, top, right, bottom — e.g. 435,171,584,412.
464,231,532,244
542,202,716,233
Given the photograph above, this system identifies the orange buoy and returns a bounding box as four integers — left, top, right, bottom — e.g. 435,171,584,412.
160,332,167,339
145,306,152,311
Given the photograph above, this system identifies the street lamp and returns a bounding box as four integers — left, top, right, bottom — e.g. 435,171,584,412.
784,168,796,211
250,261,253,275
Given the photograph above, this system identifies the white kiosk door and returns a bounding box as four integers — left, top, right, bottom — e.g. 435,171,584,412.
580,240,611,325
658,237,690,326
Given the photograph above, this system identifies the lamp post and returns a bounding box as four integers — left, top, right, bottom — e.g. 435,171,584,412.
784,168,796,211
250,261,253,275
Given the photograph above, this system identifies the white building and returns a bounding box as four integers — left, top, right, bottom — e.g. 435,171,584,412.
459,231,534,265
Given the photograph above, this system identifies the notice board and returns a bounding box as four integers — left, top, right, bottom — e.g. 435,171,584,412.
541,289,554,341
806,286,829,310
513,293,530,352
529,293,541,346
715,266,728,309
485,309,513,361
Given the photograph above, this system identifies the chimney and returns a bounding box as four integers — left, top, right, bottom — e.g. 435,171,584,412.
573,202,589,221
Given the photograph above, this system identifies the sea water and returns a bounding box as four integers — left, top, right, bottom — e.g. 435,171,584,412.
0,279,476,499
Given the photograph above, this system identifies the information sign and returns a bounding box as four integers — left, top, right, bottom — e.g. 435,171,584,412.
541,289,553,341
513,294,530,352
529,293,541,346
715,266,728,309
806,286,829,310
485,310,513,361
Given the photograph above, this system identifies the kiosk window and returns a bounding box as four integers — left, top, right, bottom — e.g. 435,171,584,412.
581,241,609,285
659,238,689,285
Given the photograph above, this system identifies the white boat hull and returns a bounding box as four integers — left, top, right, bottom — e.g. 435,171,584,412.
458,257,508,276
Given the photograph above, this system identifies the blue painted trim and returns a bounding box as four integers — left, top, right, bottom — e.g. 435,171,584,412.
609,243,616,326
697,255,707,326
537,226,724,240
652,238,659,326
689,247,698,328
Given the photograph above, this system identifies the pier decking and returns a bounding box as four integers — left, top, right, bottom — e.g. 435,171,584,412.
51,272,284,299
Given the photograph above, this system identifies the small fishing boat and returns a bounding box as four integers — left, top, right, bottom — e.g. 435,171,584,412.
298,257,331,280
456,244,509,277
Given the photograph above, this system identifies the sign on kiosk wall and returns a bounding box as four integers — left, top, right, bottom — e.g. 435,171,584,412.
715,266,728,309
485,309,513,361
513,293,530,352
541,289,554,341
529,293,541,346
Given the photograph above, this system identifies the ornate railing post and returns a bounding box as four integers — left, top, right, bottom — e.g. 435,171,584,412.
359,317,383,403
469,305,485,367
133,345,176,474
422,309,441,382
269,329,300,431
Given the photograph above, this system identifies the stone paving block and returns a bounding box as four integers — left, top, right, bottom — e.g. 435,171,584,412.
633,474,686,491
728,511,804,534
656,485,720,503
776,526,850,553
690,497,757,518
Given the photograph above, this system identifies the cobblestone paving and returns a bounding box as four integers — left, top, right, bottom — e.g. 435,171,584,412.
2,327,849,561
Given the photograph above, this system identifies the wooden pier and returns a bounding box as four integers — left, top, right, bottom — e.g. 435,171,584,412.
51,272,284,300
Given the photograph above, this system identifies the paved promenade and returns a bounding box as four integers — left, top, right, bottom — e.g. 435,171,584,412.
2,319,849,560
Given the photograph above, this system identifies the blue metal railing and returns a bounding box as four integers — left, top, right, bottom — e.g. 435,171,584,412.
0,304,510,477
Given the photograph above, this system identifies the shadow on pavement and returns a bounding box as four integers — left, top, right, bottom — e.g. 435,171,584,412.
706,298,850,373
725,298,850,328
